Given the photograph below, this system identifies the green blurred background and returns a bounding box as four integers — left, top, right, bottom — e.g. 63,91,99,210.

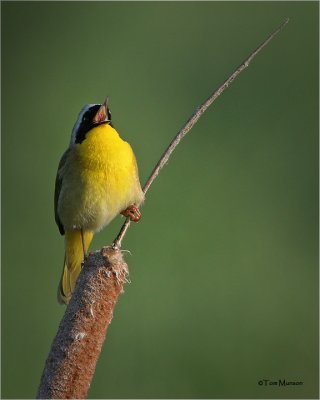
1,2,318,399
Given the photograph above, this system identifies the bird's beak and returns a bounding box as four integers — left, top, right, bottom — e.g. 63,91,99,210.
93,97,110,124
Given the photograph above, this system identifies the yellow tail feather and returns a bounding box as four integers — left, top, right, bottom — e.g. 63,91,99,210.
57,230,93,304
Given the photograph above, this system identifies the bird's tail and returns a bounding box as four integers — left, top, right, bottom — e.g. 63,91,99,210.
57,230,93,305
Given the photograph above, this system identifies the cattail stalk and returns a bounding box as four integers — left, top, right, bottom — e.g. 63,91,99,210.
37,248,128,399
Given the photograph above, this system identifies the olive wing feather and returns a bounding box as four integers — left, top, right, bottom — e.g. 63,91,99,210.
54,149,70,235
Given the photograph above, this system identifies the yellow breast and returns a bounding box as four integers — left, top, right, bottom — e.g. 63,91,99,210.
58,124,144,231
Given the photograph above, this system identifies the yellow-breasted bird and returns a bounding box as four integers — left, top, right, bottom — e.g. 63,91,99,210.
54,98,144,304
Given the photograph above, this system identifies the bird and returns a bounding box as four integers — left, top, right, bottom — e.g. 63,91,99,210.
54,98,144,304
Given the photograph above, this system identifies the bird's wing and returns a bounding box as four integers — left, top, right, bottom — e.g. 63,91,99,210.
54,149,70,235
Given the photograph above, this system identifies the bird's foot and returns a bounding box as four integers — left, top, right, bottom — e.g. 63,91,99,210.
121,205,141,222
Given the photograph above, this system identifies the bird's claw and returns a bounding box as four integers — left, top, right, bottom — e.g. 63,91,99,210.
120,205,141,222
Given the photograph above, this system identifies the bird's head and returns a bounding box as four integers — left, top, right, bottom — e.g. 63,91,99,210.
71,98,112,145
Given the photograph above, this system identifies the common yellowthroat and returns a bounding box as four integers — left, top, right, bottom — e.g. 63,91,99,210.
54,99,144,304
